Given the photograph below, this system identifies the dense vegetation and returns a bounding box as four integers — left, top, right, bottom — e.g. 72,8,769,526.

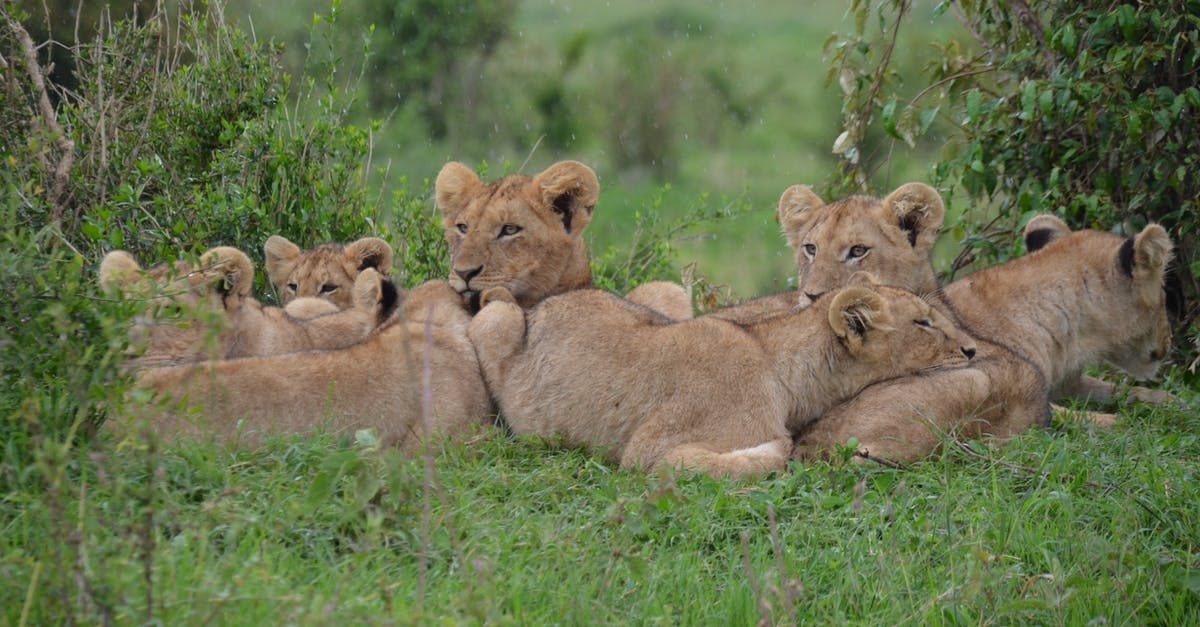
2,1,1197,622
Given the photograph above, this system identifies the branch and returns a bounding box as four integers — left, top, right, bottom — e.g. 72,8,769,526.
5,15,76,223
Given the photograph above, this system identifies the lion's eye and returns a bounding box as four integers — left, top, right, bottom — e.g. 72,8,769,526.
456,223,468,234
914,318,933,328
286,282,298,293
319,284,338,295
499,224,522,237
847,245,870,259
803,243,817,257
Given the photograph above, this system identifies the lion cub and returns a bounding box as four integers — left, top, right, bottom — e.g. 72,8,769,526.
126,279,492,450
100,247,394,368
468,275,976,478
264,235,394,309
434,160,694,319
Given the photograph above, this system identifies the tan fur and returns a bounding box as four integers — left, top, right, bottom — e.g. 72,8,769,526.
435,160,687,316
124,280,492,450
436,161,599,310
795,220,1174,462
99,247,390,368
264,235,394,309
710,182,944,321
468,276,976,479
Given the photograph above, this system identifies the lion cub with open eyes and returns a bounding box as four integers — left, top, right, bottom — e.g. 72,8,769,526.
100,246,395,368
468,275,976,479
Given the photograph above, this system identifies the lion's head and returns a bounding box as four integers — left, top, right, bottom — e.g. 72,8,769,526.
777,182,945,307
263,235,394,309
435,160,599,310
1023,217,1174,381
100,247,254,366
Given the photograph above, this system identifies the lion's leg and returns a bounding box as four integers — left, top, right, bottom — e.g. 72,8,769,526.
1055,373,1178,407
793,357,1048,464
1050,403,1118,427
657,438,793,479
466,287,526,386
624,281,693,320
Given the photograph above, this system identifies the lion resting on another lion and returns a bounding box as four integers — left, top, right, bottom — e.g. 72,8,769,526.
790,203,1174,462
100,247,395,368
468,274,977,478
127,280,489,450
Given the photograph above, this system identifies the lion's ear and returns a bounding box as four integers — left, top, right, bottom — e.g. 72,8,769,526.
345,237,394,276
435,162,484,222
828,286,892,356
882,182,944,254
1126,223,1174,305
99,250,144,291
1023,214,1071,253
199,247,255,306
352,267,399,321
532,160,599,234
777,185,824,251
263,235,301,287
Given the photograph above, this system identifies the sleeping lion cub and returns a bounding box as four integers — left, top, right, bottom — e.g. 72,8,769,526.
100,247,394,368
468,274,976,478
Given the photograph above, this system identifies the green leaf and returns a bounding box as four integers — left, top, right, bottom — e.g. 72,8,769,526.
966,90,982,122
881,100,900,139
1117,4,1137,40
1058,23,1077,57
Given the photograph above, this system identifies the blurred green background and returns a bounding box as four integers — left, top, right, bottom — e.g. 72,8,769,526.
18,0,965,298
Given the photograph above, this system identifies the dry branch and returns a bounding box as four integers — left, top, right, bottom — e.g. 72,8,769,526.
4,14,76,222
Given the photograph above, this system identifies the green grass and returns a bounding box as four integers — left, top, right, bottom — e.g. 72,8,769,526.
5,378,1198,623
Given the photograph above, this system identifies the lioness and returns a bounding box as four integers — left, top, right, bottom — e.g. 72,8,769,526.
468,275,977,478
794,215,1174,462
128,280,490,450
435,160,693,318
100,247,394,368
264,235,394,309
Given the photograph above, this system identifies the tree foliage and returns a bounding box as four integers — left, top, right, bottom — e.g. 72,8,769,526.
354,0,519,139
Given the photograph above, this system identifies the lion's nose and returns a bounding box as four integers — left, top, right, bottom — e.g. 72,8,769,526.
961,346,976,360
454,266,483,283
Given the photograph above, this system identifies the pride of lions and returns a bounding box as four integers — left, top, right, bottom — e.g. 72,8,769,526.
100,159,1178,478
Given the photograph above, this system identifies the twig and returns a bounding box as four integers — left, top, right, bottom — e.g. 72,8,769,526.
6,16,76,222
518,135,545,174
854,449,908,470
739,531,772,627
767,503,799,625
906,65,996,108
417,305,435,616
19,561,42,627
